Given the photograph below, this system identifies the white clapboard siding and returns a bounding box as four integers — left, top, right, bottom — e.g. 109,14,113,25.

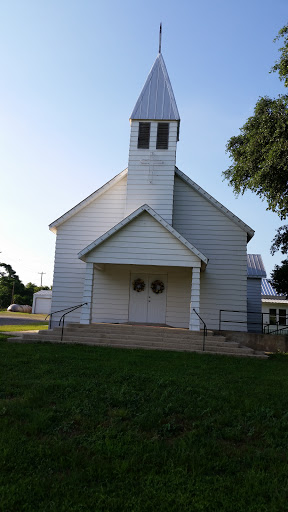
125,120,178,223
50,176,128,324
92,264,191,327
92,265,130,323
173,175,248,331
166,267,191,327
85,212,201,267
247,278,263,332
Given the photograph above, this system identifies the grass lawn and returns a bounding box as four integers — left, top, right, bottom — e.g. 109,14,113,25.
1,335,288,511
0,324,48,332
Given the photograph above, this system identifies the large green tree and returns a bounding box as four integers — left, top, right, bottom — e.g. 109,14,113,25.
0,263,50,309
223,24,288,295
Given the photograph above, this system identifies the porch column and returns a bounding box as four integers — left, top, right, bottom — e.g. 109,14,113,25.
189,266,200,331
80,262,94,324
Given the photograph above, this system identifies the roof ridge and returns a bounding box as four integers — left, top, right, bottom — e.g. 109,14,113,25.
78,203,208,267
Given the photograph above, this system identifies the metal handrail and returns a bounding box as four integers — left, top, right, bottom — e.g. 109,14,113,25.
263,322,288,335
45,303,88,337
219,309,265,333
58,303,88,341
219,309,288,334
193,308,207,351
45,304,85,329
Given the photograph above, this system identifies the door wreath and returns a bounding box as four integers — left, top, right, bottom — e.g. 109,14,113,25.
151,280,165,294
133,278,146,292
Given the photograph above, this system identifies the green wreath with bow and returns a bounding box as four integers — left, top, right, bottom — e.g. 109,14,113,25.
151,280,165,294
133,278,146,292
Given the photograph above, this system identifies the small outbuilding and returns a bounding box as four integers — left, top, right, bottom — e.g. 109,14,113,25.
32,290,52,315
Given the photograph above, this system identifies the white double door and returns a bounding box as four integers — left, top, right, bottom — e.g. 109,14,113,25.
129,273,167,324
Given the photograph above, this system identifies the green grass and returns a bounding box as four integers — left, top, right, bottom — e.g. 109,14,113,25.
0,324,48,332
1,335,288,511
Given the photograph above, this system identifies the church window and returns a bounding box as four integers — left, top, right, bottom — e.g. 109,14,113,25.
137,122,150,149
279,309,287,326
156,122,169,149
269,309,277,325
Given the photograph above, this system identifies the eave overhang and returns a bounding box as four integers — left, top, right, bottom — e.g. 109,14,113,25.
78,204,208,270
49,168,128,234
176,168,255,242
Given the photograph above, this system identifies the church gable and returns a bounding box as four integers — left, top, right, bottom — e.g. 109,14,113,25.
79,207,207,268
173,174,250,260
49,169,127,233
174,170,254,241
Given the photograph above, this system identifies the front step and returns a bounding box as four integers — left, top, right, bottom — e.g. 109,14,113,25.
8,323,268,359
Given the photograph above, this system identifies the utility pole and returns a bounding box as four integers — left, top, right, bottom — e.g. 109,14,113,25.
11,279,15,304
38,272,46,287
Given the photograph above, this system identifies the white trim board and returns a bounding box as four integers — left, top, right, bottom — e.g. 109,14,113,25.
78,204,208,269
175,167,255,241
49,169,128,233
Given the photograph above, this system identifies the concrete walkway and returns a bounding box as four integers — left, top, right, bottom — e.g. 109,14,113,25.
2,330,42,336
0,312,47,326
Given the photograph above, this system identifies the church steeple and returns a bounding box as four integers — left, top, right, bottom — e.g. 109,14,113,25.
130,52,180,126
126,44,180,224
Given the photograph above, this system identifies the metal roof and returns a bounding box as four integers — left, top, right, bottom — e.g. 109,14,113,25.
247,254,266,278
33,290,52,297
130,53,180,121
261,278,285,297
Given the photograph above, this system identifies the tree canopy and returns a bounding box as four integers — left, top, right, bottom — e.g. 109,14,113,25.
223,23,288,294
0,262,50,309
270,260,288,296
223,95,288,220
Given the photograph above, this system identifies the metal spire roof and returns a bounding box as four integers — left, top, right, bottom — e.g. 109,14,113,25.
130,52,180,121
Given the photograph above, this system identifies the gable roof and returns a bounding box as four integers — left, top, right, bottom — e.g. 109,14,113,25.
49,166,255,242
261,278,286,298
175,167,255,241
130,53,180,122
78,204,208,269
49,168,128,233
247,254,266,278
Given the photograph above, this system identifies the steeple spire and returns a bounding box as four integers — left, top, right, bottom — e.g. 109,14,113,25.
159,22,162,54
130,52,180,121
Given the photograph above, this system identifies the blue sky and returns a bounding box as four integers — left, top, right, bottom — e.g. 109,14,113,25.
0,0,287,286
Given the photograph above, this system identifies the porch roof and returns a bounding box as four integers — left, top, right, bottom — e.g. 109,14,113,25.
78,204,208,269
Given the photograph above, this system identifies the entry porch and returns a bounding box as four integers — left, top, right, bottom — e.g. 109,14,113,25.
77,204,208,331
79,263,202,330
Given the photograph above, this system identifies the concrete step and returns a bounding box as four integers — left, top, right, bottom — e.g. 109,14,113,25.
9,323,268,359
52,323,215,335
48,326,225,342
20,330,241,347
9,336,267,358
16,333,258,355
34,331,228,345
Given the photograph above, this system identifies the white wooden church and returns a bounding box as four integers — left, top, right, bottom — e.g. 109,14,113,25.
49,48,255,332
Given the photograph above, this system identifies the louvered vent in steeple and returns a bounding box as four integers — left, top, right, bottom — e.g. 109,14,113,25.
137,122,151,149
156,123,169,149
